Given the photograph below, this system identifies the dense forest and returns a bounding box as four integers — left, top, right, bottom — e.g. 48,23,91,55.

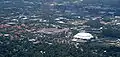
0,37,120,57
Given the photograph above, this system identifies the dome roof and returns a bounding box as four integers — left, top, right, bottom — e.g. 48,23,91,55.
73,33,93,39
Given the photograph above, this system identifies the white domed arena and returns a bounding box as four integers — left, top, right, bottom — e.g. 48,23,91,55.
72,33,94,42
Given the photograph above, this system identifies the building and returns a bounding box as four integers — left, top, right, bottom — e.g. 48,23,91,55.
36,28,70,38
37,28,69,35
72,33,94,42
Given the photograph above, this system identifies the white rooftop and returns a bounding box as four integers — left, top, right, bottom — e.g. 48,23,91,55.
73,33,93,40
